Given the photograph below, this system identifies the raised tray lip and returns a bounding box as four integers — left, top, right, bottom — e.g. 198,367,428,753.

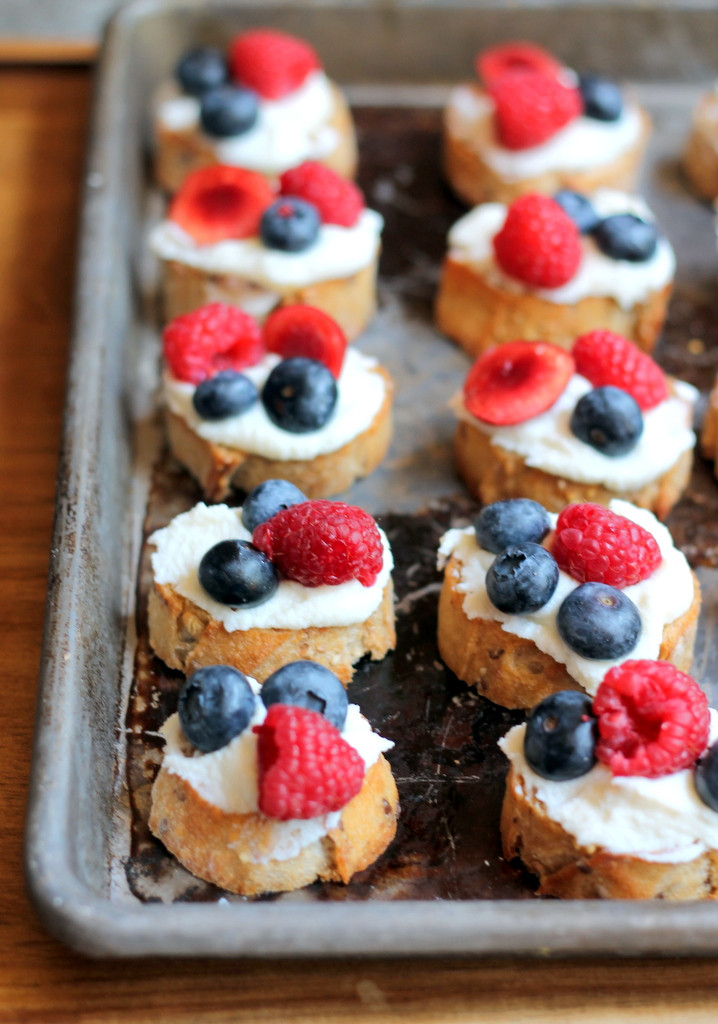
24,0,718,958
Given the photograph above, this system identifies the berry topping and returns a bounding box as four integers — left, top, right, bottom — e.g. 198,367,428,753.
474,498,551,554
524,691,598,781
198,539,278,607
476,42,562,87
261,660,348,731
593,213,658,263
695,743,718,812
255,704,364,820
163,303,264,385
594,660,710,778
261,356,338,433
176,47,228,97
260,197,320,252
178,665,256,753
578,73,623,122
486,543,559,614
192,369,258,420
241,479,307,533
229,29,320,101
572,330,669,411
279,162,364,227
264,305,346,378
253,500,384,588
553,190,600,234
557,582,641,660
552,503,662,589
463,340,574,426
493,194,582,288
489,69,582,150
570,385,644,456
169,165,275,245
199,85,259,138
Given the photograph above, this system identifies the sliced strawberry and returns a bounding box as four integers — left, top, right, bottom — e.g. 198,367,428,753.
476,42,562,87
464,340,575,426
229,29,320,100
263,305,347,378
169,165,275,245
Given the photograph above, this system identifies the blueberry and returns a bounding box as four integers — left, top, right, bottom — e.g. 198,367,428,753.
557,582,641,659
695,743,718,812
178,665,256,753
261,357,337,433
475,499,551,554
578,73,623,122
524,690,598,781
260,198,320,253
242,479,307,532
570,385,643,456
200,85,259,138
593,214,658,262
198,539,278,606
261,660,349,731
175,47,228,97
553,190,600,234
192,370,258,420
486,543,559,614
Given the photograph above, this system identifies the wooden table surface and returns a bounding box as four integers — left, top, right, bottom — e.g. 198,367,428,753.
3,64,718,1024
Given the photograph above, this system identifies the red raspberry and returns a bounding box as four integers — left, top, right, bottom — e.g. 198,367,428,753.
279,162,364,227
476,42,562,87
594,660,710,778
263,305,347,378
572,330,669,411
552,503,662,589
163,303,264,384
169,165,275,245
253,500,384,587
255,705,365,820
493,194,582,288
229,29,320,100
463,340,574,426
489,69,582,150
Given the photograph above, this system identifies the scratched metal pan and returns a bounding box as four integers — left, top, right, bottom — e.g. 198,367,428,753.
24,0,718,957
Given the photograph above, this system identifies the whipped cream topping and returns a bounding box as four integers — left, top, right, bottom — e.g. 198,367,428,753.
155,71,339,175
447,189,676,309
151,502,393,631
165,348,387,461
500,711,718,863
451,373,697,491
149,208,383,289
446,84,643,182
160,687,394,863
437,500,695,696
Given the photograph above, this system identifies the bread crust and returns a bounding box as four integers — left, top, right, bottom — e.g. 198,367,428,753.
683,92,718,200
501,765,718,899
154,82,358,194
165,365,394,502
454,416,693,521
435,254,671,356
437,552,701,710
442,88,651,207
148,577,396,685
149,753,399,895
700,373,718,466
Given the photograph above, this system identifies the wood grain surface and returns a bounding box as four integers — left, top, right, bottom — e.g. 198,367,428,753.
3,65,718,1024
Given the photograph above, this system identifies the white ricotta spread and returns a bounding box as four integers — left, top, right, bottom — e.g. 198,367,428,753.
150,502,393,631
149,208,383,289
452,373,697,491
160,691,394,863
437,500,695,697
155,71,339,175
446,189,676,309
500,711,718,863
165,348,387,461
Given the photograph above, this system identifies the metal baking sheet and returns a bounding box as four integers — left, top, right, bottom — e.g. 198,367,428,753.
25,0,718,957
